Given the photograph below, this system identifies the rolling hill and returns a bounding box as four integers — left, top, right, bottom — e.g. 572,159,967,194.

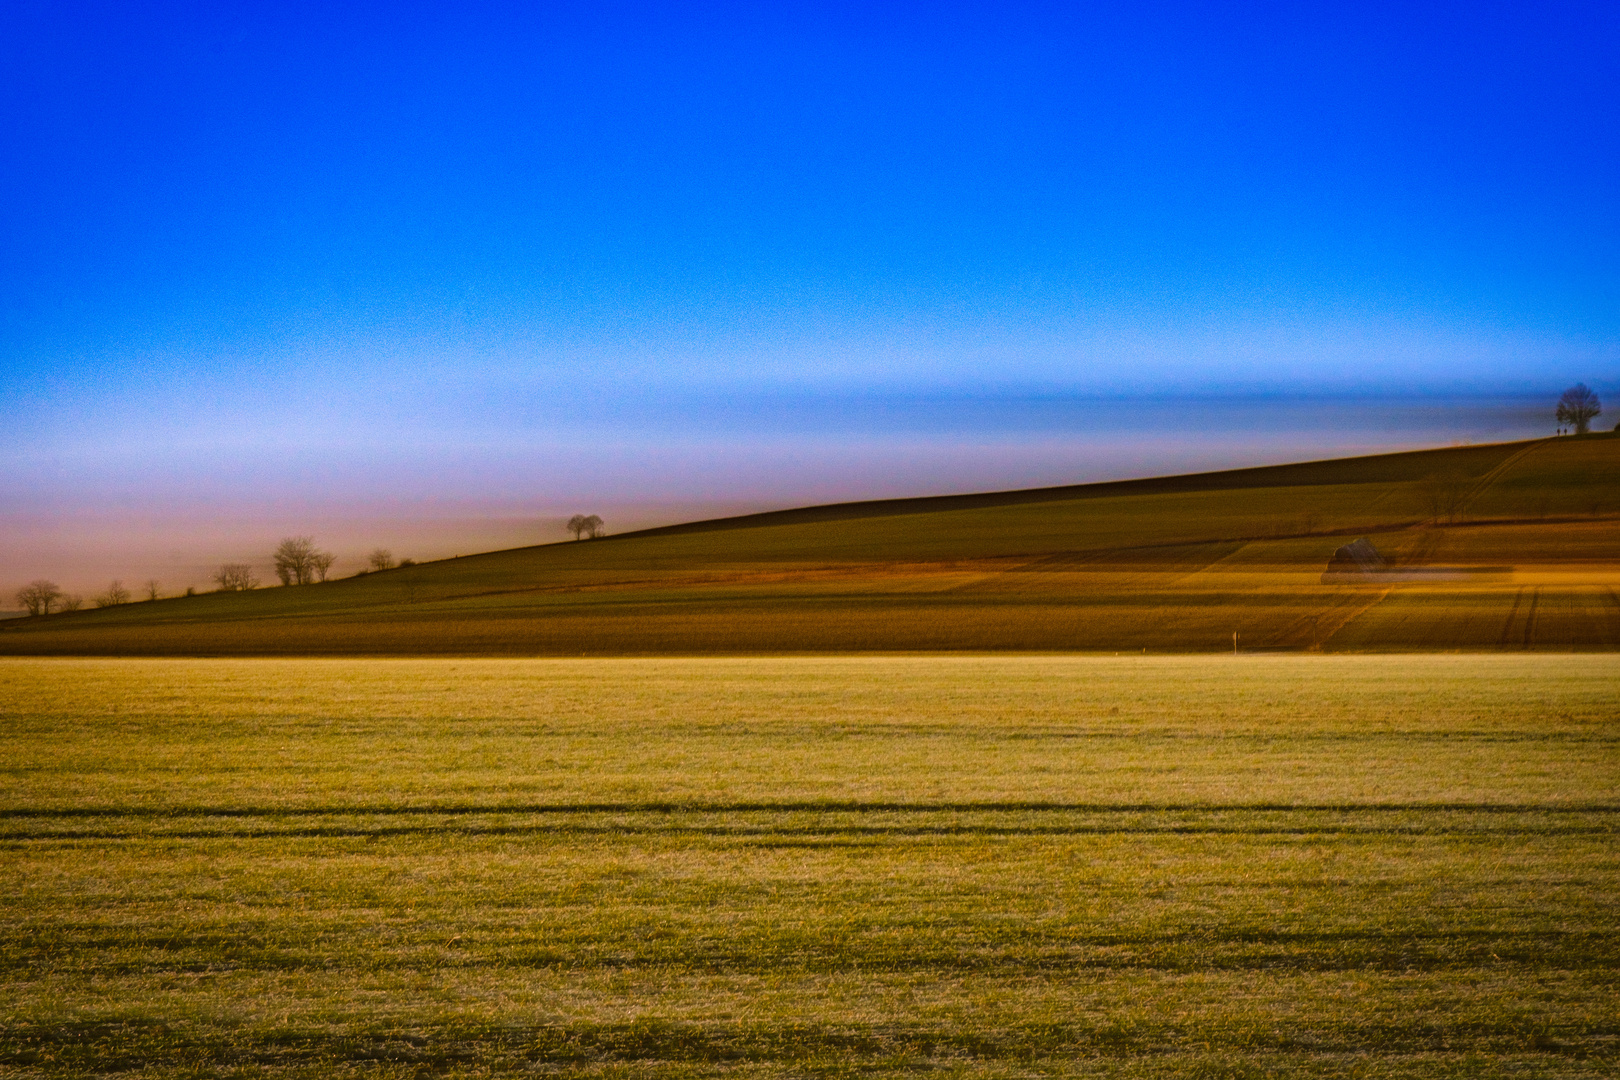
5,433,1618,655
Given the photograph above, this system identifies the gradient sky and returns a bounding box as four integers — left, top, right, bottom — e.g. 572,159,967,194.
2,1,1617,590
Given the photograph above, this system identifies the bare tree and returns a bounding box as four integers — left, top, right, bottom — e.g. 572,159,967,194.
94,580,132,608
310,550,336,582
14,580,63,616
567,514,605,540
215,564,260,592
145,580,161,602
273,537,319,585
367,548,396,572
1556,383,1602,435
59,594,83,612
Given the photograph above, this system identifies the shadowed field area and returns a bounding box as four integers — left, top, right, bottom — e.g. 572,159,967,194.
3,435,1618,655
1,655,1616,1077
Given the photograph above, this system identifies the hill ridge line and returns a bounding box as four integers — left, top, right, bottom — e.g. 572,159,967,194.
599,437,1548,541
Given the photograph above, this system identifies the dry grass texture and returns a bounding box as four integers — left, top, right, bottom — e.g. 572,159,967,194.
1,655,1616,1076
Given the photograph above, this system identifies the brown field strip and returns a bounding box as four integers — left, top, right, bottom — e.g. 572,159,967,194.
1330,585,1620,651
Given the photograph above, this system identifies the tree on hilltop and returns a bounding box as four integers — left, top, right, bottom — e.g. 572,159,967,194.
274,537,314,584
94,580,132,608
1556,384,1601,434
367,548,396,572
567,514,604,540
14,580,62,616
215,564,259,591
273,537,333,585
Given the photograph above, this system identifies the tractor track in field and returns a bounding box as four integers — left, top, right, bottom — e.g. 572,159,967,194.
1457,440,1548,519
1499,588,1528,647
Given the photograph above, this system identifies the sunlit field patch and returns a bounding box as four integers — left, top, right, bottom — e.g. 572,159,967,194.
1,655,1616,1076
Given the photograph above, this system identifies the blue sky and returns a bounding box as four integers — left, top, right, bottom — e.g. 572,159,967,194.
1,1,1616,586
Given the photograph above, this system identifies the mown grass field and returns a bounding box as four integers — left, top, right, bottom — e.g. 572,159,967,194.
2,655,1616,1077
3,434,1618,655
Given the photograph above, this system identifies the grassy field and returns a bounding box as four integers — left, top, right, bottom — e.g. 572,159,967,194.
1,655,1616,1077
2,434,1618,655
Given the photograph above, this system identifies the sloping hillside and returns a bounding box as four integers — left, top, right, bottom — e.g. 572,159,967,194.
4,434,1617,654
